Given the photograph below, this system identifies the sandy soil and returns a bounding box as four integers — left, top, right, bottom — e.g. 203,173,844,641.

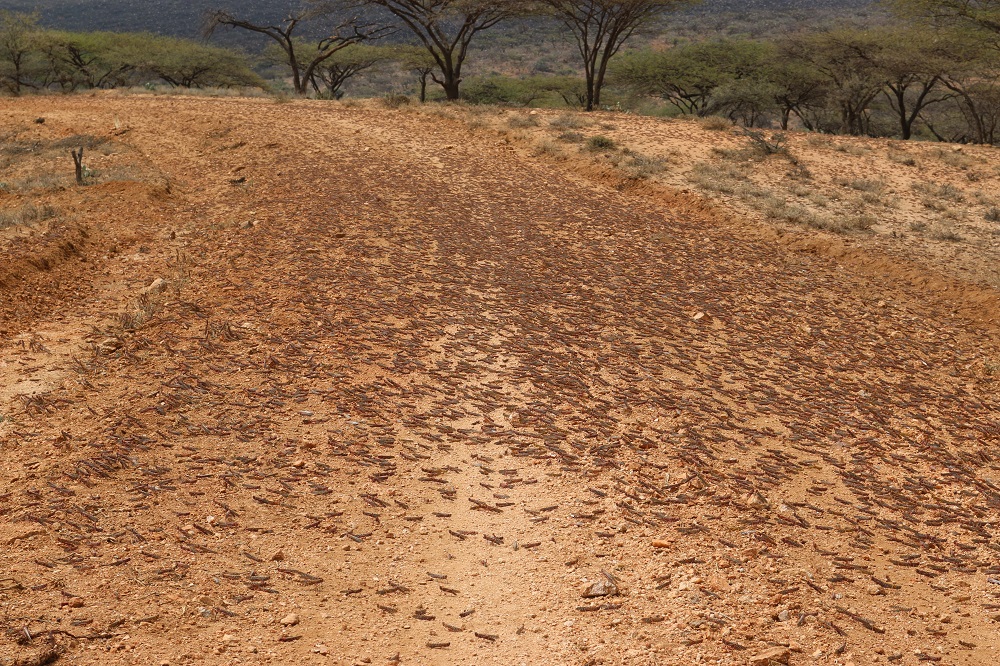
1,94,999,666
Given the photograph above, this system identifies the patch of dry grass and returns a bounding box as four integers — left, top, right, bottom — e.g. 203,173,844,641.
0,201,59,229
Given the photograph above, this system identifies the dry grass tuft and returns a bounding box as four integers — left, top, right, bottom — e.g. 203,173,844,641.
0,202,59,229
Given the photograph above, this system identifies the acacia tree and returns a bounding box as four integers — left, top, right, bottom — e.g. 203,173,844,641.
864,27,957,139
779,30,886,136
536,0,684,111
144,36,264,89
364,0,525,100
308,44,390,97
0,11,40,95
613,40,768,117
205,1,390,95
892,0,1000,42
770,59,829,130
36,31,138,91
394,45,437,101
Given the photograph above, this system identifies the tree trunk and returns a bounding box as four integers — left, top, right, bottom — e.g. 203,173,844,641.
71,147,84,185
894,89,912,140
419,73,428,103
442,77,460,101
585,73,596,112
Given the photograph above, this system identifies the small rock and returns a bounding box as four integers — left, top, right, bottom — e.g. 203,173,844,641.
280,613,299,626
67,597,84,608
270,549,285,562
582,575,619,599
97,338,122,354
6,528,45,544
776,610,790,622
749,647,791,666
651,540,670,549
746,491,770,509
141,277,168,296
313,644,330,655
692,311,706,321
866,584,885,596
221,634,237,644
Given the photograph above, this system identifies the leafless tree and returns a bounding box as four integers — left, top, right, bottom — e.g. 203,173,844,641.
205,1,392,95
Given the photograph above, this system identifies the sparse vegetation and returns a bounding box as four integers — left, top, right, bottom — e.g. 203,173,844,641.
508,113,539,129
913,181,965,202
549,113,585,130
0,202,59,229
586,135,617,151
930,226,965,242
740,128,788,157
699,115,733,131
381,93,411,108
888,152,917,166
557,130,585,143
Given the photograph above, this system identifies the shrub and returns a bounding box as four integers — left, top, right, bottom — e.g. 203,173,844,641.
0,202,59,229
382,94,411,109
549,113,585,129
700,115,733,131
508,113,539,129
985,206,1000,222
846,178,885,193
557,131,584,143
587,135,617,151
912,181,965,202
931,227,964,242
741,128,787,156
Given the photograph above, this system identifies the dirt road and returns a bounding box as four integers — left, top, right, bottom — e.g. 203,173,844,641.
1,96,999,666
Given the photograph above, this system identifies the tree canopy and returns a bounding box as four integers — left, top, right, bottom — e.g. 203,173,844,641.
536,0,687,111
363,0,527,100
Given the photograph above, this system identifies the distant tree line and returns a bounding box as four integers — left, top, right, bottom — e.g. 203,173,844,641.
612,24,1000,143
204,0,688,108
4,0,1000,144
0,11,263,92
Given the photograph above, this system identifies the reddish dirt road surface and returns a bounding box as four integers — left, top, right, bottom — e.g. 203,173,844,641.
1,96,999,666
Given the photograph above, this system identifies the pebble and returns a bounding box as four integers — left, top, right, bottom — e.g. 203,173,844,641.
749,647,790,665
746,491,770,509
280,613,300,626
97,338,122,354
581,577,618,598
141,277,168,296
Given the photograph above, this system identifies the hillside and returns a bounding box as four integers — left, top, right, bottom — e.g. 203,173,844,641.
1,94,998,666
16,0,879,39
